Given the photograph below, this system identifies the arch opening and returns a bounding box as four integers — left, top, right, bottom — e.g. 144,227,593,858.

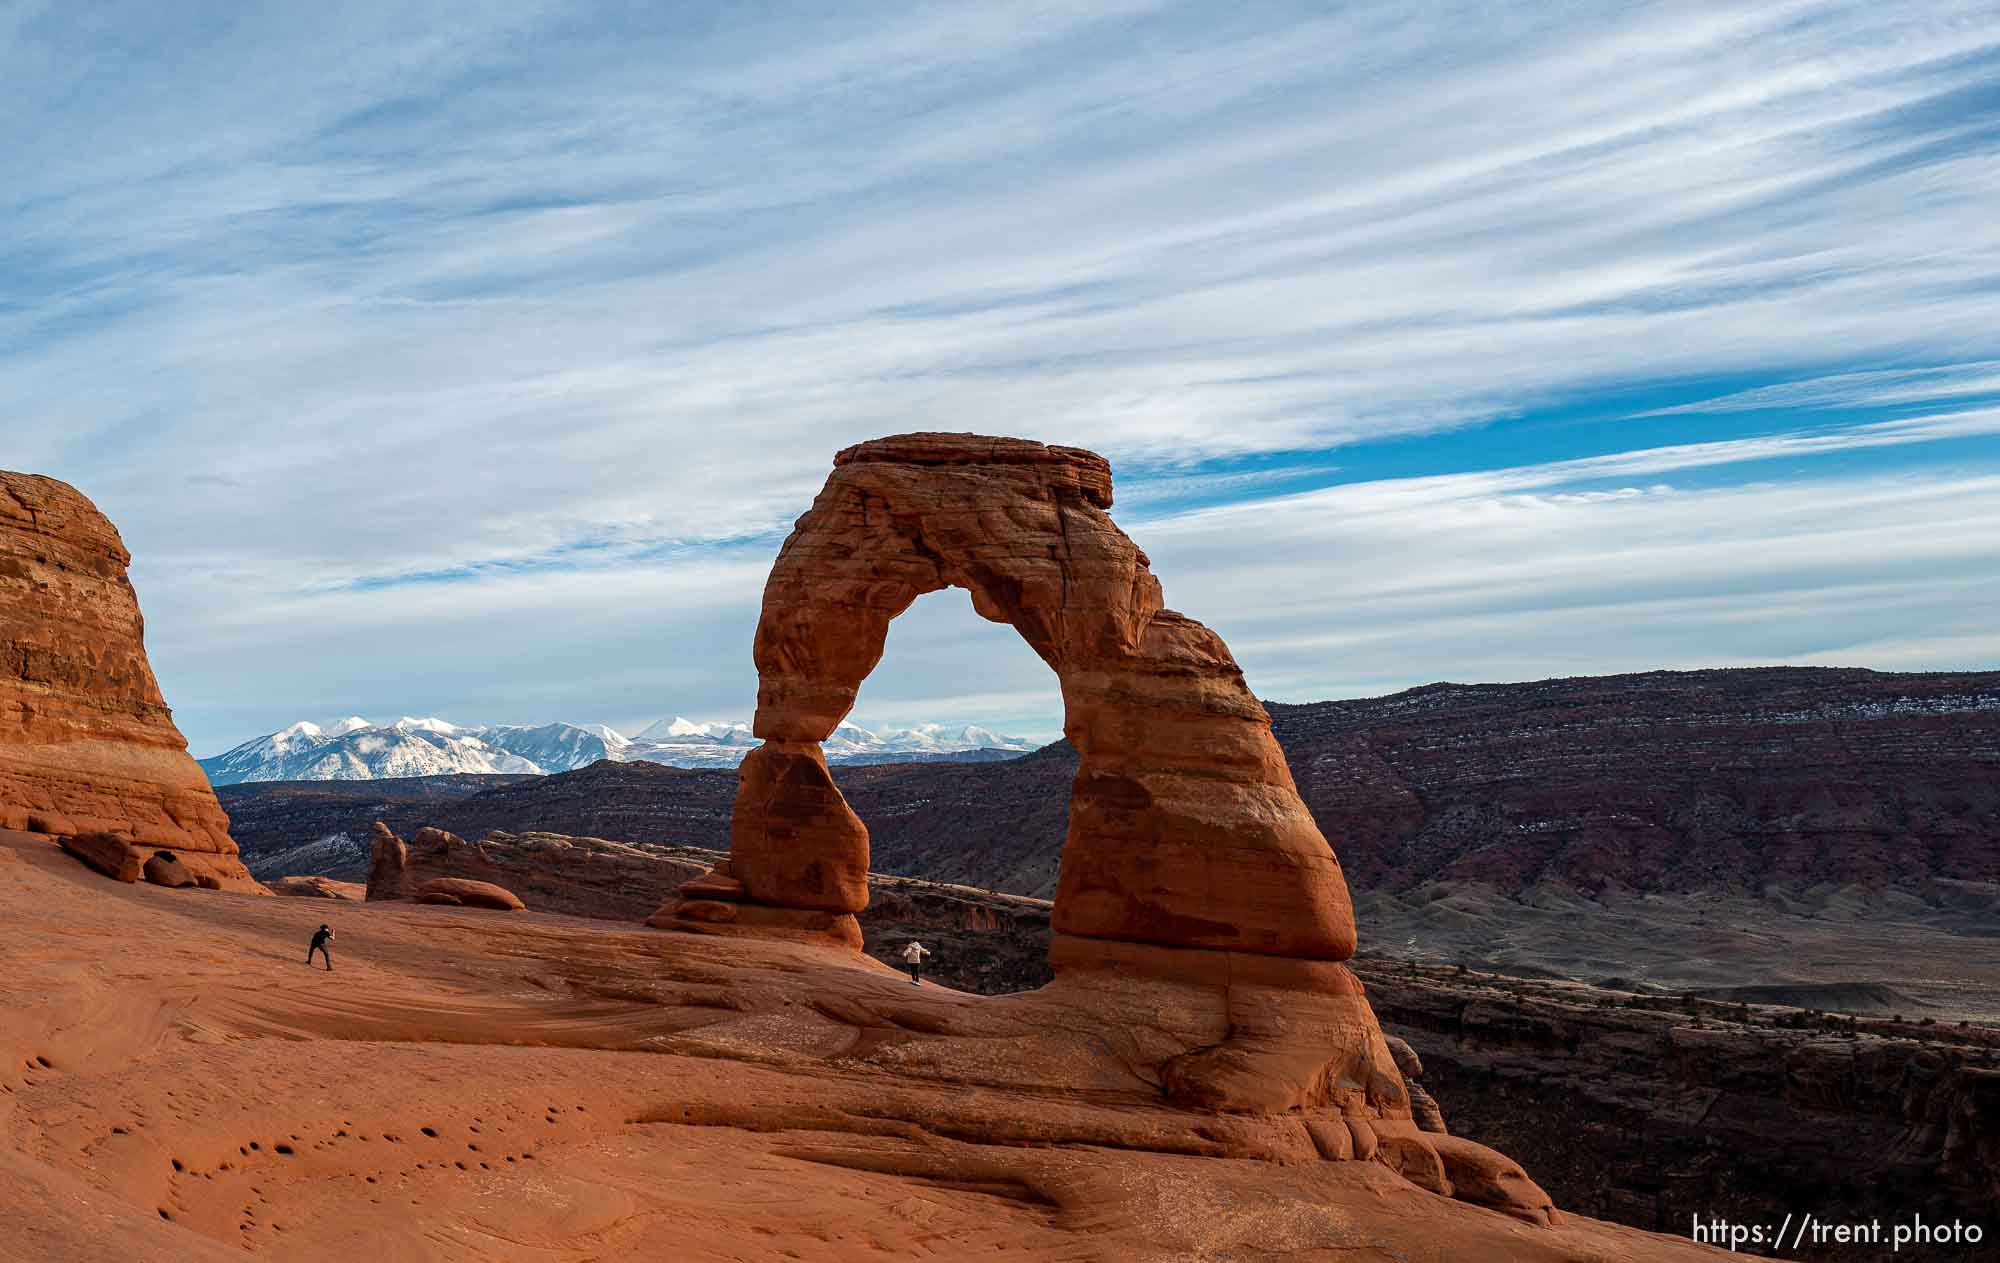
844,584,1065,760
838,587,1069,900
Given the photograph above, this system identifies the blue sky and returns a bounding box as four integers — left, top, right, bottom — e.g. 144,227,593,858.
5,1,1998,756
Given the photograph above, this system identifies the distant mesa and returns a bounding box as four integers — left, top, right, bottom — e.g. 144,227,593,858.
199,712,1035,784
0,469,262,892
1687,981,1923,1015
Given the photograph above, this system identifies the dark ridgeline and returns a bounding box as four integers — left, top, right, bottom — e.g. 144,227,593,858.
224,665,2000,898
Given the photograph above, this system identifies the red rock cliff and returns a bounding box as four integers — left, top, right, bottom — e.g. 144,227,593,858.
0,471,257,890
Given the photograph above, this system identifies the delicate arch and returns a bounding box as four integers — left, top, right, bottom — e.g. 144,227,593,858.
656,433,1356,962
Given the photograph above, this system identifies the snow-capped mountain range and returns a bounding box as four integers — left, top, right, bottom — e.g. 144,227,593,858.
198,715,1035,785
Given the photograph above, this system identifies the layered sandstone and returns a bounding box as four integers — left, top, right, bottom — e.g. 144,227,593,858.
0,471,258,892
646,434,1518,1215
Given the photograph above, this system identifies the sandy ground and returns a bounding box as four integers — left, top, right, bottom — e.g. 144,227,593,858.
0,830,1735,1262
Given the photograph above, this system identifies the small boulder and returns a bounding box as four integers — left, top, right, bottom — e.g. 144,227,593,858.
416,877,524,911
1375,1133,1452,1196
142,850,197,888
59,831,142,882
1306,1119,1354,1161
1427,1135,1560,1227
28,811,78,838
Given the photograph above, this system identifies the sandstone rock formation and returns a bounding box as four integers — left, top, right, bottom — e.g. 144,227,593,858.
266,875,365,900
0,471,260,892
647,434,1528,1218
1386,1032,1450,1134
364,822,701,916
59,830,146,882
365,824,527,909
365,820,408,899
415,876,525,911
366,823,710,917
142,850,197,889
655,434,1353,960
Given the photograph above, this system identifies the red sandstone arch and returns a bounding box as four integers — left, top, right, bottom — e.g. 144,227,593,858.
653,433,1357,962
647,445,1555,1220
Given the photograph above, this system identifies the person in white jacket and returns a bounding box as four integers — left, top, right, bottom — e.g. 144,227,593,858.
900,940,931,986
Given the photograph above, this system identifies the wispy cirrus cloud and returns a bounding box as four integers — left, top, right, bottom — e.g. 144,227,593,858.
2,1,1997,751
1638,361,2000,416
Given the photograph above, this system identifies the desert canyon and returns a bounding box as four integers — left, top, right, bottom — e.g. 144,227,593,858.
0,439,1982,1261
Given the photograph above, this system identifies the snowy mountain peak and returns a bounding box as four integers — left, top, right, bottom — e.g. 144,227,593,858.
390,716,460,734
200,713,1036,785
586,724,633,749
636,715,744,741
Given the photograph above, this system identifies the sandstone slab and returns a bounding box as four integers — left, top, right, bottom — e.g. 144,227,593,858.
0,828,1737,1262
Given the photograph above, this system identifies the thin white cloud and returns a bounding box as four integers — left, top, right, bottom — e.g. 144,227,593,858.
1639,361,2000,416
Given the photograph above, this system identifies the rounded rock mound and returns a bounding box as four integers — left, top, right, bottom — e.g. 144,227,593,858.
416,877,525,911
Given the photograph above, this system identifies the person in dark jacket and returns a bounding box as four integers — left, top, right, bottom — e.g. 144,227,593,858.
307,924,334,971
